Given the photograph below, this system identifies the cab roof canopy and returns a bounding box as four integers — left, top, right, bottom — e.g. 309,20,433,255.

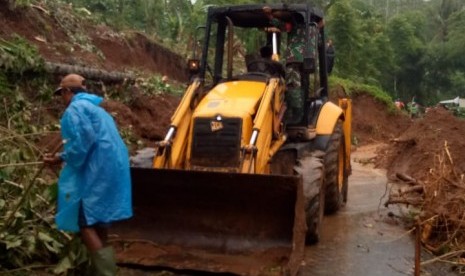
207,4,324,28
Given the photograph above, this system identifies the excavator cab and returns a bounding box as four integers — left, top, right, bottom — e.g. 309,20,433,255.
111,4,351,276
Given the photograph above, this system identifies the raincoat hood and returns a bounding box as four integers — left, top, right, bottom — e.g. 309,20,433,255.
72,92,103,106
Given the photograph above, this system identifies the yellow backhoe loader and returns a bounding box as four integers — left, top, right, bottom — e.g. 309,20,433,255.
111,4,352,275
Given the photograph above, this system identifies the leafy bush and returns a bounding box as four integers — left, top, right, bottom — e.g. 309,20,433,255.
0,36,45,75
449,106,465,118
138,75,185,96
329,76,396,112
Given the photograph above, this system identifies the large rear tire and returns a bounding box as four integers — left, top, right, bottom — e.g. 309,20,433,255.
324,122,348,214
294,152,324,244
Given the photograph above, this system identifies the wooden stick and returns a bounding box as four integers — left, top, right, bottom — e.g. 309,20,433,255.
0,161,43,168
396,172,419,185
392,185,424,196
1,142,62,232
384,197,423,207
421,249,465,266
415,221,421,276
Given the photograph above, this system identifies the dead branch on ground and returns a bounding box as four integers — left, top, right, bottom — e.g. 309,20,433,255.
385,141,465,266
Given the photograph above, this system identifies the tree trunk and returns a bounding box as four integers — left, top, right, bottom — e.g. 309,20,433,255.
45,62,135,84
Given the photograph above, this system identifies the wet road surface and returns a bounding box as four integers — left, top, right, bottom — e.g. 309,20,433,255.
302,144,416,275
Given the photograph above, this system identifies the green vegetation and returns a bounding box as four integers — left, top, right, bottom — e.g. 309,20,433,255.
0,36,45,75
453,107,465,118
1,0,464,273
329,76,397,111
0,37,71,273
442,104,465,118
48,0,464,106
139,75,185,97
7,0,462,106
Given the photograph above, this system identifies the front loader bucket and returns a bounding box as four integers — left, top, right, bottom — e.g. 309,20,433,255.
111,168,306,276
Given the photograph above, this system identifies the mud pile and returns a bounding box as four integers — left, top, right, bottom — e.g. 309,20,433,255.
378,107,465,180
350,93,411,145
382,107,465,255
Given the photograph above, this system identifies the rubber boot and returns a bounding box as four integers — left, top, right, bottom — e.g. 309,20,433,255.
90,246,117,276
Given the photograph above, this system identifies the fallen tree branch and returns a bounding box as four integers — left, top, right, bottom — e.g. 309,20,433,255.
44,62,136,84
387,143,465,260
442,176,465,190
31,4,50,15
396,185,424,196
384,197,423,207
421,249,465,266
0,161,43,168
396,172,420,185
0,264,55,275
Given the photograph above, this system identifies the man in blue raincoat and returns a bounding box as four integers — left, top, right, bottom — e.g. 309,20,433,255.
44,73,132,275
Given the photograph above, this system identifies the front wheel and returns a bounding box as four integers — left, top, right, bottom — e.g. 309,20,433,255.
294,152,325,244
324,122,348,214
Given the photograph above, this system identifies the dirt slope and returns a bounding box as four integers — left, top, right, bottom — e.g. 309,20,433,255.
1,1,188,145
0,1,189,82
102,93,180,143
351,93,411,145
378,107,465,180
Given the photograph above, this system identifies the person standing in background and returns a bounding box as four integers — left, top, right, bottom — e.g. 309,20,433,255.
395,98,405,110
326,39,335,74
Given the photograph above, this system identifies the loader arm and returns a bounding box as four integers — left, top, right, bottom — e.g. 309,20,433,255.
241,77,286,174
153,79,201,169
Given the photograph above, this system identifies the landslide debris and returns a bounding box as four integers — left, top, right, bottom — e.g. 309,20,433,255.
351,93,411,145
0,0,189,82
379,107,465,180
381,107,465,264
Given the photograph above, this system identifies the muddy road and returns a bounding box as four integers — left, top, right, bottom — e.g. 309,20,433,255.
302,144,416,275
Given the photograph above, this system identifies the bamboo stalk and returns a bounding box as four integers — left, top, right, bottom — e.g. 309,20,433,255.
4,180,24,189
0,264,55,274
0,161,43,168
0,131,60,142
44,62,135,83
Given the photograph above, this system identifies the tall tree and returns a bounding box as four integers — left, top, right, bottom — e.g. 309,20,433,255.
326,0,362,79
387,12,426,102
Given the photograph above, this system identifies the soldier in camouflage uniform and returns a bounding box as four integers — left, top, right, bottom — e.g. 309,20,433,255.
264,6,320,124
